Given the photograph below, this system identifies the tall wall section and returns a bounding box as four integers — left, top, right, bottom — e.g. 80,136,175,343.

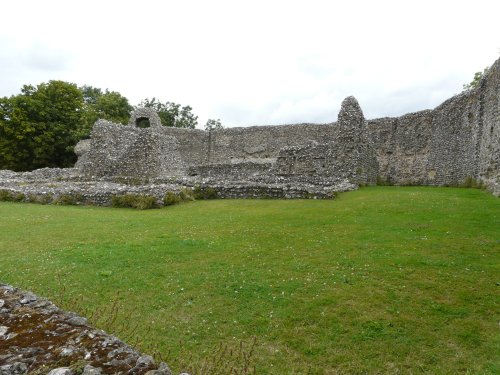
478,57,500,194
366,56,499,194
206,123,338,165
76,117,207,179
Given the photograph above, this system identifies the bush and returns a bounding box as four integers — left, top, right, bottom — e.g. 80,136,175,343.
53,193,83,205
462,177,485,189
179,188,195,201
0,190,14,201
111,194,158,209
163,191,182,206
193,186,218,200
29,193,54,205
376,176,391,186
12,192,26,202
0,190,25,202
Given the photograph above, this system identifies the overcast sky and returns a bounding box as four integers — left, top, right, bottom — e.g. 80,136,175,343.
0,0,498,128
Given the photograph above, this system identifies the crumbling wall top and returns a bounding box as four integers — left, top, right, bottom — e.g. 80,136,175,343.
338,96,365,127
128,107,162,128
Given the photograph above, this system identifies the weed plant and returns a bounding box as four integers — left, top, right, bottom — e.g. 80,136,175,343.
110,193,158,209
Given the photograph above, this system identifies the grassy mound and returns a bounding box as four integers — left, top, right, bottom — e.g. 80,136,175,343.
0,187,498,374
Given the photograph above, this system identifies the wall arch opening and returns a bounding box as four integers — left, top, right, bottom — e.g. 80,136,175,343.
136,117,151,128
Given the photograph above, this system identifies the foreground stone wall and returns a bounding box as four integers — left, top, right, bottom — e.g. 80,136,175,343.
0,284,173,375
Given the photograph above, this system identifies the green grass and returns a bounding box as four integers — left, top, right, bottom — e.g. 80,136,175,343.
0,186,498,374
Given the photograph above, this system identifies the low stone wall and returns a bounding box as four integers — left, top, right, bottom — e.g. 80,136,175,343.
0,169,185,207
188,161,273,180
195,180,356,199
0,168,358,207
0,284,173,375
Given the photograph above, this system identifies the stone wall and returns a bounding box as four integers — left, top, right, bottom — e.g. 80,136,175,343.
477,58,500,194
76,122,206,179
0,284,173,375
367,111,433,185
365,57,499,194
206,123,338,165
75,96,379,195
274,97,378,186
66,57,500,197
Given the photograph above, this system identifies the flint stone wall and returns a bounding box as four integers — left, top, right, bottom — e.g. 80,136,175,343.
13,57,499,198
74,58,499,196
0,284,172,375
76,96,379,195
366,57,499,194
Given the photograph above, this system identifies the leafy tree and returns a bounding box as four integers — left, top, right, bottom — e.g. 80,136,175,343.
463,67,490,91
78,85,133,138
137,98,198,129
0,80,84,171
81,85,103,105
205,118,224,131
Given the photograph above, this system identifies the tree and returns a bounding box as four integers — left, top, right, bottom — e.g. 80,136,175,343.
463,67,490,91
137,98,198,129
78,85,133,138
205,118,224,131
0,80,84,171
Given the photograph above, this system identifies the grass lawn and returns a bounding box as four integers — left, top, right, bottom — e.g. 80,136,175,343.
0,186,498,374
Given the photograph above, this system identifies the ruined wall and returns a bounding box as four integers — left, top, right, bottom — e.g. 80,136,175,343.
274,97,378,186
76,121,185,178
188,96,378,187
367,95,481,187
426,91,482,186
366,57,499,193
76,108,207,179
206,123,339,165
477,58,500,194
367,111,433,185
74,58,499,195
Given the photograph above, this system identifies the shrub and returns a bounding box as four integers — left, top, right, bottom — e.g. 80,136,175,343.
12,192,26,202
179,187,195,201
376,176,391,186
111,194,158,209
53,193,84,205
193,186,218,200
462,177,485,189
34,193,54,205
163,191,182,206
0,190,13,201
0,190,26,202
37,193,54,204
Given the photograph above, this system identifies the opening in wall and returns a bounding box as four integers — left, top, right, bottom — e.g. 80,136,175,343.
136,117,151,128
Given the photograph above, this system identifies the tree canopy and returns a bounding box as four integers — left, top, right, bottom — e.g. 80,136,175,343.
78,85,133,138
205,118,224,131
137,98,198,129
0,80,84,171
0,82,203,171
463,67,490,91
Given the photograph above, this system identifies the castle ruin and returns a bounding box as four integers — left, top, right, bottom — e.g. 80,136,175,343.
1,57,499,202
